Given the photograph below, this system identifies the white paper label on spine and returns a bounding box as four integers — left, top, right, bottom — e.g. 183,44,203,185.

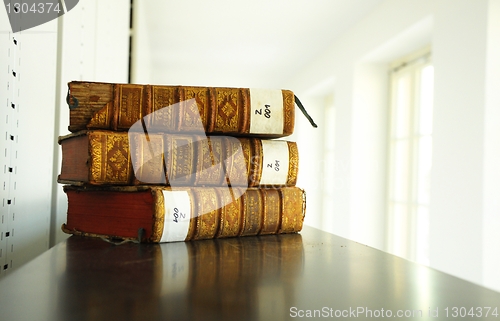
161,190,191,242
249,88,284,135
260,140,290,185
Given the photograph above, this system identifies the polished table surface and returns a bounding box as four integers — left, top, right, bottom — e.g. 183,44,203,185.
1,226,500,321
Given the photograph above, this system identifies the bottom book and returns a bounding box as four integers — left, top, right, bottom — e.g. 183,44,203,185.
62,185,306,243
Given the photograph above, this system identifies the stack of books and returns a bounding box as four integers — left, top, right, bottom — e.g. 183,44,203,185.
57,81,307,243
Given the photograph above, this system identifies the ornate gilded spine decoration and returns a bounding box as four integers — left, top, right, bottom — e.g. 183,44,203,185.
165,135,195,185
249,138,263,187
150,86,178,130
88,131,132,184
151,188,165,242
279,187,305,233
223,137,248,187
180,86,211,132
241,189,262,236
115,84,145,130
104,132,132,184
192,188,220,240
194,137,224,186
282,89,295,136
88,132,104,183
131,133,166,185
212,87,241,133
87,102,112,129
260,188,281,235
216,187,244,238
286,141,299,187
238,138,253,185
239,88,251,133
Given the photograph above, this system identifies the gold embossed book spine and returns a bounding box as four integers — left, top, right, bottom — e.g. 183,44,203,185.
67,81,295,138
58,130,298,187
61,185,306,243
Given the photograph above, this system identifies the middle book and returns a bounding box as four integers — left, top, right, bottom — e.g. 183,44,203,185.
58,130,298,188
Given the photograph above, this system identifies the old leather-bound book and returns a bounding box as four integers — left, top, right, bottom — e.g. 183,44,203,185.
66,81,296,138
58,130,299,187
62,185,306,243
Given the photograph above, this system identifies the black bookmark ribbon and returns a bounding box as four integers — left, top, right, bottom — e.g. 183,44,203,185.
66,88,79,110
295,95,318,128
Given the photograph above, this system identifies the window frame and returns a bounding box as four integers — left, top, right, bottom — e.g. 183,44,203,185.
386,46,433,265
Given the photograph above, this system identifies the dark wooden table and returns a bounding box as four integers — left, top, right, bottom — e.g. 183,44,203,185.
1,226,499,320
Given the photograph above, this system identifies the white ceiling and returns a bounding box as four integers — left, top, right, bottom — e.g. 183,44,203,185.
133,0,385,88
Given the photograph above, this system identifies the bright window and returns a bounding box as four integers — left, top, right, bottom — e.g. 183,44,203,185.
387,48,434,265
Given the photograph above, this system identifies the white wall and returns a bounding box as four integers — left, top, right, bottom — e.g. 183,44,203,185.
430,0,490,289
482,0,500,294
350,63,388,248
287,0,500,292
1,9,58,276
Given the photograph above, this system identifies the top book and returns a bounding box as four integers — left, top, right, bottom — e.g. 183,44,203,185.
67,81,296,138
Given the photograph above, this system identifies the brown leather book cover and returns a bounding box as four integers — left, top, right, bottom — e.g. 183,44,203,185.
67,81,295,138
61,185,306,243
58,130,299,187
